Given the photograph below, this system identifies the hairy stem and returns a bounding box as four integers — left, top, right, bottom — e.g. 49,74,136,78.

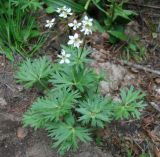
38,79,48,90
79,36,86,59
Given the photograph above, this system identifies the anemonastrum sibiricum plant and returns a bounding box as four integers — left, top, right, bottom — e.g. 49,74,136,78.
15,6,146,155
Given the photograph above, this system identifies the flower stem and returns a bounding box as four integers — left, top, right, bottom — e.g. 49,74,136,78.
79,36,86,59
85,0,92,10
108,0,116,29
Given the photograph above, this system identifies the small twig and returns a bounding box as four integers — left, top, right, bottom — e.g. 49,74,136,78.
132,138,144,152
0,81,15,92
117,60,160,76
149,102,160,112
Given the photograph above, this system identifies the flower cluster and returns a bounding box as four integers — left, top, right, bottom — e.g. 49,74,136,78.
67,16,93,50
45,6,93,64
68,16,93,35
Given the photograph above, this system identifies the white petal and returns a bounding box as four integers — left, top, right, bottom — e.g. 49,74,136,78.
59,59,64,64
66,54,71,57
65,59,70,64
81,27,85,32
51,18,55,22
79,40,83,44
73,20,77,23
45,24,49,27
69,12,73,15
74,33,79,38
73,26,77,30
69,35,74,40
63,6,67,10
78,23,81,27
59,12,67,18
67,8,71,13
84,16,88,20
61,49,66,55
56,8,61,13
68,23,74,27
74,42,80,48
57,54,62,58
68,40,74,45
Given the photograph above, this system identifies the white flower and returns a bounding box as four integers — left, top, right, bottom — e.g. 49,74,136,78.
81,15,93,35
45,18,55,28
68,20,81,30
82,15,93,26
56,6,73,18
56,6,65,13
58,49,71,64
68,33,83,48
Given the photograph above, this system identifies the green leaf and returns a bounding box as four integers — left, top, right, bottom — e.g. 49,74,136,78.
23,88,80,129
46,6,54,13
93,20,106,33
76,96,112,128
0,0,45,60
15,56,53,89
113,86,146,120
95,0,101,3
113,5,137,21
47,122,92,154
108,30,128,41
50,65,99,94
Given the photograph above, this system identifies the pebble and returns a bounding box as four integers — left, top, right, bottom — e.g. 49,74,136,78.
17,127,28,140
0,97,7,108
155,78,160,84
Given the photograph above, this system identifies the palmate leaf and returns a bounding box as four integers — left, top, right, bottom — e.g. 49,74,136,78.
50,66,100,93
47,122,92,154
15,56,53,89
76,96,112,128
23,88,80,129
114,86,146,120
